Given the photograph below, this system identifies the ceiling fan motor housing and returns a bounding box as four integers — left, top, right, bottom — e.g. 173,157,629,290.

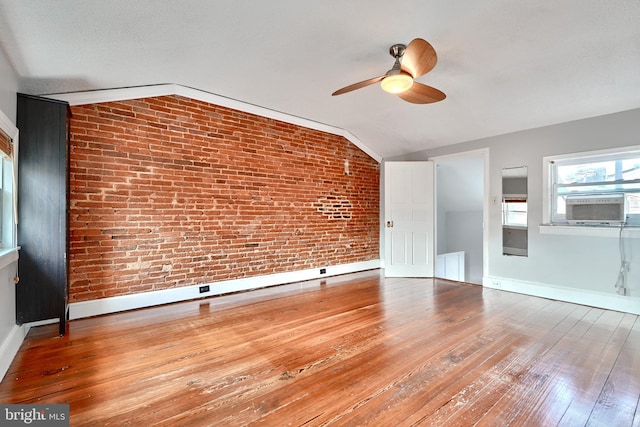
389,44,406,59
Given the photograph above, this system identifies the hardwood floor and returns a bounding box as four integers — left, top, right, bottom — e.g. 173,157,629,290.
1,270,639,426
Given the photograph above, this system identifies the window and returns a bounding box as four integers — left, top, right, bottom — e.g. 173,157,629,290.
1,157,14,248
0,110,17,251
546,146,640,226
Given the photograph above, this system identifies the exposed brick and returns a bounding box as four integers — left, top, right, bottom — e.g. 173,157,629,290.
69,95,379,303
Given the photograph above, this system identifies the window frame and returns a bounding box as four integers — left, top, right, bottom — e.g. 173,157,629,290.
543,145,640,227
0,109,18,252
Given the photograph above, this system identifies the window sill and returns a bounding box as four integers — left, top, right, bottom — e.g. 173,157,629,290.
539,224,640,238
0,247,18,270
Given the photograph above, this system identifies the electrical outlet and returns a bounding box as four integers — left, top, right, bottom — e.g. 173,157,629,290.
199,285,210,294
320,268,327,274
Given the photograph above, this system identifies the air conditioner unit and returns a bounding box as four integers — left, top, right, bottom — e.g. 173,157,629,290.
565,194,626,224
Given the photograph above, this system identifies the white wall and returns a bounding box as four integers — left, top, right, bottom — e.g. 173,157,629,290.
0,48,18,121
392,108,640,313
0,47,23,381
445,210,483,284
436,202,447,256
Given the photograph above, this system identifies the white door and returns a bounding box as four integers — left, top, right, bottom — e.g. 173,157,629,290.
384,161,435,277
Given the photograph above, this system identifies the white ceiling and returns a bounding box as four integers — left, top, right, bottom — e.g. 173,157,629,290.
1,1,639,159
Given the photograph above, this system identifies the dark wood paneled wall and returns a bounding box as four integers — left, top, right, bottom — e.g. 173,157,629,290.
16,93,69,335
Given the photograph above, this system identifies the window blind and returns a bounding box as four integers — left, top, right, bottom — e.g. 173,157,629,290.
0,127,11,158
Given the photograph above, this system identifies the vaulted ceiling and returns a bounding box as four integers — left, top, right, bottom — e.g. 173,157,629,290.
1,1,639,159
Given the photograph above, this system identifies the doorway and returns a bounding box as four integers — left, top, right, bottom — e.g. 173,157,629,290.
433,150,487,284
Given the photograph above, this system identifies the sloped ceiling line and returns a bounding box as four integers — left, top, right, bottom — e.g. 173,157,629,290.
48,83,383,163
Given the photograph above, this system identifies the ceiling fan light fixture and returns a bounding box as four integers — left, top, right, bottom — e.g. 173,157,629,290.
380,72,413,94
332,38,444,103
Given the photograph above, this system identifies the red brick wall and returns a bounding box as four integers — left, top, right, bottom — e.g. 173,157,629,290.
69,95,379,302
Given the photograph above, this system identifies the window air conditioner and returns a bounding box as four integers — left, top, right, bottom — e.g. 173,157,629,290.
565,194,626,224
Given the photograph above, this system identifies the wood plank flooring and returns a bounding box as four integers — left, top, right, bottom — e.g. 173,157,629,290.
1,270,639,426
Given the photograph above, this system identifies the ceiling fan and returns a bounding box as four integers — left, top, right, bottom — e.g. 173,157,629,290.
331,38,446,104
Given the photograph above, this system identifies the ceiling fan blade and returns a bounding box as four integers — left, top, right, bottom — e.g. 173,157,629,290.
401,38,438,78
332,76,385,96
397,82,446,104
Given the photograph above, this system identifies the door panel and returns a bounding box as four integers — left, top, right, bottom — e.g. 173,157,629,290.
384,161,434,277
413,233,428,265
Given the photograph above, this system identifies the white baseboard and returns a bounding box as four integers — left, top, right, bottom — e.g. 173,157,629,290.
70,260,380,320
483,275,640,315
0,324,30,382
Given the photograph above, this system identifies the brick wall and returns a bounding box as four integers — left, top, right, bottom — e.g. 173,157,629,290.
69,95,379,302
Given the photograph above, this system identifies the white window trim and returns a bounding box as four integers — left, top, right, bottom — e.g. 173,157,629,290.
0,110,18,250
541,145,640,238
539,223,640,238
0,110,19,249
0,247,19,270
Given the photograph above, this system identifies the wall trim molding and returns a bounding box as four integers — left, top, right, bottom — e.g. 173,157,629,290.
69,260,381,320
45,84,381,162
483,275,640,315
0,324,30,382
